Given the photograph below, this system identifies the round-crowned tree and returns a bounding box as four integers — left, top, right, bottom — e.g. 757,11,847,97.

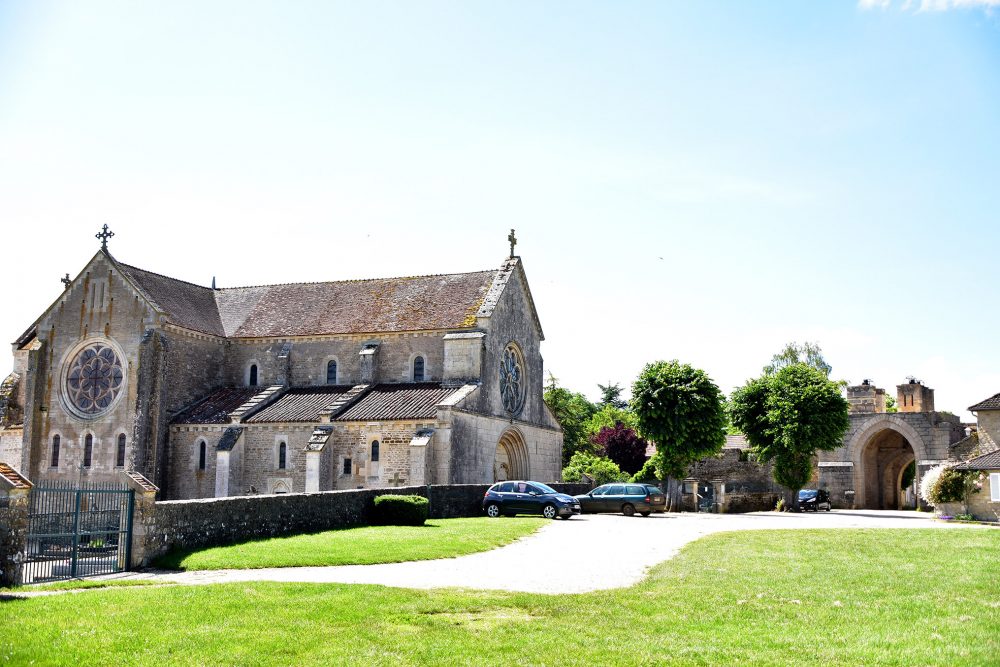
631,360,727,510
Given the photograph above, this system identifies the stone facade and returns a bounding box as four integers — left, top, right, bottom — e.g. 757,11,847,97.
2,245,562,501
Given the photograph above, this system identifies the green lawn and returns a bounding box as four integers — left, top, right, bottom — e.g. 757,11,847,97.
2,529,997,666
153,517,548,570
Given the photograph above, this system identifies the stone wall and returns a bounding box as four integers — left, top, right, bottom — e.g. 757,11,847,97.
0,428,22,467
0,488,30,586
132,482,591,566
977,411,999,453
443,410,562,484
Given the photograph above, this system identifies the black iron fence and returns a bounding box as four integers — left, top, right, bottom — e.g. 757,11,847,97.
19,480,134,585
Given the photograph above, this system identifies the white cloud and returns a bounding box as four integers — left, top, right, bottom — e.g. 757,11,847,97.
858,0,892,8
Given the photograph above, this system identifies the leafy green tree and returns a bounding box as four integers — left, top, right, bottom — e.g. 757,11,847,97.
584,404,639,438
730,363,850,511
631,360,727,510
561,451,627,485
763,341,833,378
597,382,628,410
885,395,898,413
544,373,599,465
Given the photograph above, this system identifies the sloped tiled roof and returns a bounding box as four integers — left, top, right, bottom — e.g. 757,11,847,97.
116,258,497,338
246,386,352,423
0,463,31,489
724,434,748,449
968,392,1000,412
954,449,1000,471
334,383,455,422
172,387,264,424
118,263,227,337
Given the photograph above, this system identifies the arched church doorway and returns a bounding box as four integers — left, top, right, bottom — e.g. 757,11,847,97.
494,429,529,482
858,429,917,510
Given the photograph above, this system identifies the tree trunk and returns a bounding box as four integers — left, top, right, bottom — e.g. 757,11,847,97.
789,487,800,512
665,476,682,513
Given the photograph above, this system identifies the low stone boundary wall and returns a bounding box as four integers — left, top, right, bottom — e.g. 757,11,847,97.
133,482,594,567
0,492,30,587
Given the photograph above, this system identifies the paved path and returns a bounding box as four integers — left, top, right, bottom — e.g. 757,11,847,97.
95,510,981,595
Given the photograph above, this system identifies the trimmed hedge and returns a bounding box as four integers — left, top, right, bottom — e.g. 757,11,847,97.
373,495,429,526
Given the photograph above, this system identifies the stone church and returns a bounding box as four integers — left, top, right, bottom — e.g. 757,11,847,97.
0,229,563,499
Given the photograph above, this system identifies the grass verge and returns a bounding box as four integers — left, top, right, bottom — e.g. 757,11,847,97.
1,529,996,666
153,517,547,570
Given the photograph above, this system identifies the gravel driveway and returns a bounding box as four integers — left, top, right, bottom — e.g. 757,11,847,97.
122,510,978,594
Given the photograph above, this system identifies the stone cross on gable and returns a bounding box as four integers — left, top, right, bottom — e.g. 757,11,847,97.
96,224,115,250
508,228,517,258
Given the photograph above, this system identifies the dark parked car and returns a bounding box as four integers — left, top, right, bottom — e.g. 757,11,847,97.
483,481,581,519
798,489,831,512
575,483,665,517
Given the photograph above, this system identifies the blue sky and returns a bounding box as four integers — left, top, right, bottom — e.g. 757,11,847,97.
1,1,997,419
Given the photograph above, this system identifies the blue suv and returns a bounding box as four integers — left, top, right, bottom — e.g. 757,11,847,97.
483,481,581,520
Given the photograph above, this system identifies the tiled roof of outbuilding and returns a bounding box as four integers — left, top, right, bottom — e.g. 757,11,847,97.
953,449,1000,471
968,392,1000,412
246,386,352,423
116,258,497,338
0,463,31,489
334,383,455,422
172,387,264,424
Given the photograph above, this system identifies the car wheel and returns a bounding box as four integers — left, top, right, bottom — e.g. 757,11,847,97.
542,504,558,520
485,503,501,518
622,503,635,517
640,511,651,517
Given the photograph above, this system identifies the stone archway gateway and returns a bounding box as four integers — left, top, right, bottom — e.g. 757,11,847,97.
494,429,529,482
847,415,928,510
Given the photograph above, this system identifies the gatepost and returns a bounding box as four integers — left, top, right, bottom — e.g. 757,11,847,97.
120,471,159,569
0,464,32,586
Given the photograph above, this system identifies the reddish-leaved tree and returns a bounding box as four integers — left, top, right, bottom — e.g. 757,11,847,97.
592,422,648,476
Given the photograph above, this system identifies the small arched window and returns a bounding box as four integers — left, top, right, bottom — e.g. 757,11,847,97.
83,434,93,468
371,440,380,463
51,435,61,468
413,356,425,382
278,442,287,469
198,441,207,471
249,364,258,386
326,360,337,384
116,434,127,467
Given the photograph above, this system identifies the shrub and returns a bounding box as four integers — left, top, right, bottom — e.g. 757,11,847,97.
775,497,786,512
631,458,660,483
372,495,429,526
920,464,979,506
919,464,947,505
561,451,628,485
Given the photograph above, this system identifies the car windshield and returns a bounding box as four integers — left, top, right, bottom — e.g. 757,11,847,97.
532,482,557,494
798,490,818,500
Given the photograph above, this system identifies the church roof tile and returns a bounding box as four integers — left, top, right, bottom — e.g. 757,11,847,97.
333,383,455,422
246,386,352,423
171,387,265,424
117,260,497,338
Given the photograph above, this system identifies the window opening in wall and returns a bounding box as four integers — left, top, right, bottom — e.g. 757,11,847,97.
83,434,93,468
413,356,425,382
326,360,337,384
116,434,126,467
198,441,207,471
343,458,352,475
249,364,258,386
51,435,60,467
371,440,380,462
278,442,287,469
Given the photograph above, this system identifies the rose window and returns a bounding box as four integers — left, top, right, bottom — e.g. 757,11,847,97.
498,343,526,416
66,343,125,415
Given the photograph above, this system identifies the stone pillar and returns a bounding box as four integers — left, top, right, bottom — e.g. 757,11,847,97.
0,487,30,587
120,472,160,569
215,451,230,497
305,450,321,493
714,480,726,513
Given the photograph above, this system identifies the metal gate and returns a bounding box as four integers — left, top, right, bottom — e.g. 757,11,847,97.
20,480,134,585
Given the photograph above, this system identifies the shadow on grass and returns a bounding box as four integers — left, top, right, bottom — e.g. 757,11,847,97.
152,520,446,570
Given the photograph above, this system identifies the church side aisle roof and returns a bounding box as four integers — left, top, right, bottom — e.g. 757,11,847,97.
171,386,268,424
117,257,496,338
246,385,353,423
333,383,457,422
